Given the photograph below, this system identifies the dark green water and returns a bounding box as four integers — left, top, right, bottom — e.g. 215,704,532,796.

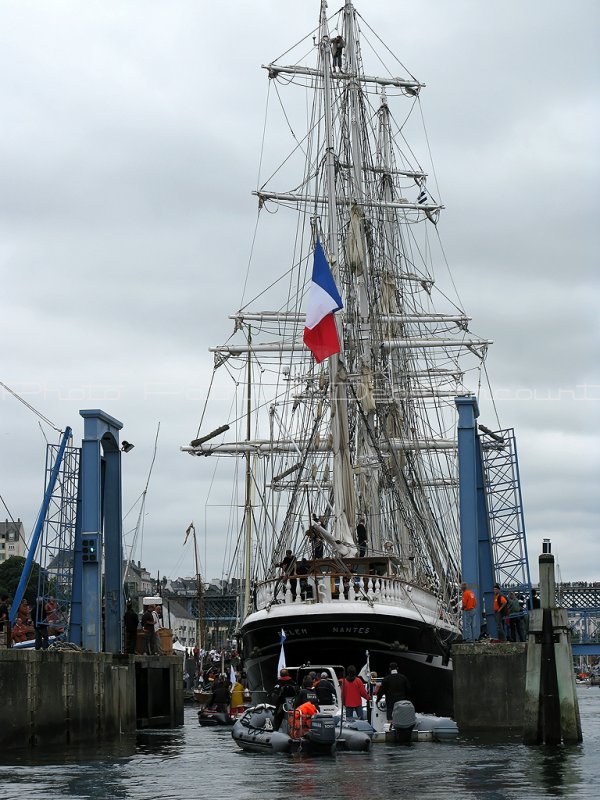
0,688,598,799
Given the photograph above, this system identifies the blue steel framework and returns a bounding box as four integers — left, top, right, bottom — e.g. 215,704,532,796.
455,397,532,639
36,440,80,632
480,426,532,601
8,427,73,627
557,584,600,656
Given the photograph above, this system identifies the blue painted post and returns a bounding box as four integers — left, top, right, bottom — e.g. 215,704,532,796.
456,396,499,639
103,445,123,654
475,437,497,639
69,487,83,646
78,423,103,652
73,409,124,653
8,427,72,625
456,396,480,592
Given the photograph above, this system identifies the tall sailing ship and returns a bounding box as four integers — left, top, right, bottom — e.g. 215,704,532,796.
184,1,493,716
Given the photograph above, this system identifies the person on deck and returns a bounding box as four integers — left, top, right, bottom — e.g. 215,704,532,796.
461,582,477,642
305,526,324,560
356,519,368,557
376,662,411,721
342,665,369,720
276,550,297,600
271,668,298,731
296,557,312,600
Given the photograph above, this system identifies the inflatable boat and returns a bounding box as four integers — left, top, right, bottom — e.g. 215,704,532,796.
231,704,371,754
198,707,235,726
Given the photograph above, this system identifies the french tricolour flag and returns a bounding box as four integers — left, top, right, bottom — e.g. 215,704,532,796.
303,240,343,363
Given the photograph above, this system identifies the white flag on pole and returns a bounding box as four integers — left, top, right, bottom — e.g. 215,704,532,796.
358,650,370,682
277,629,286,675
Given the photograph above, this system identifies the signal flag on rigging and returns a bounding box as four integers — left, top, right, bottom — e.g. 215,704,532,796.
303,239,343,363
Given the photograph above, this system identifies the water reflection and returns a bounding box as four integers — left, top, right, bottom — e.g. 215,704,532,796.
537,746,583,797
135,727,186,759
0,693,596,800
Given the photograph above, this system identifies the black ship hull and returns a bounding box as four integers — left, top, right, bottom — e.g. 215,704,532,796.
242,606,456,717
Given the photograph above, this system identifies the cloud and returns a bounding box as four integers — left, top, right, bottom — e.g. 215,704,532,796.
0,0,598,591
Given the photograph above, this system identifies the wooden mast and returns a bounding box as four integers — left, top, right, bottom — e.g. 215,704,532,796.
185,522,205,649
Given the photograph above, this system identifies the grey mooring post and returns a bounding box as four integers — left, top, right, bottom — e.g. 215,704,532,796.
522,544,583,744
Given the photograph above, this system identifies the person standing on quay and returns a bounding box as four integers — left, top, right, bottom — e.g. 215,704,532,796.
493,584,509,641
461,582,477,642
142,604,159,654
123,601,139,654
0,594,10,648
34,597,49,651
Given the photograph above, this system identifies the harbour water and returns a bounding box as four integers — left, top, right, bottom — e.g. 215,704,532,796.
0,687,598,799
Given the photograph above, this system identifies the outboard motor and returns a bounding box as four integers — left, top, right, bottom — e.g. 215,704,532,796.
391,700,416,745
308,714,336,746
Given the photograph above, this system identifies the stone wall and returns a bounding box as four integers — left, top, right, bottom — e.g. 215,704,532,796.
0,650,182,749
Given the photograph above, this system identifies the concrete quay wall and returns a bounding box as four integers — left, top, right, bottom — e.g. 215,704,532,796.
452,642,527,730
0,651,183,749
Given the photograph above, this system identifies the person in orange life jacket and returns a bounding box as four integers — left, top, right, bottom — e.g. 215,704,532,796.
461,582,477,642
376,662,411,721
342,665,369,720
271,668,298,731
295,675,321,709
290,701,319,737
493,584,509,641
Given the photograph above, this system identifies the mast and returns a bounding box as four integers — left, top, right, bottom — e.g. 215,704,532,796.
185,522,205,649
377,90,412,562
318,0,356,555
243,326,253,617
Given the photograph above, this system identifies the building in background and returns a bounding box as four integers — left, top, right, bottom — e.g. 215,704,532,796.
0,519,26,562
124,560,155,608
162,598,196,646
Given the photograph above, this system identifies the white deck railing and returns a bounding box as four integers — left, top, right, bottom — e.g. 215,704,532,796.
254,574,440,616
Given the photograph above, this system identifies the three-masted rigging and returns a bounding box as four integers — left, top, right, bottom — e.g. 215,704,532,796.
184,1,492,703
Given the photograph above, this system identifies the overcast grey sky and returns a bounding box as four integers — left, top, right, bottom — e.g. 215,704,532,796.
0,1,598,586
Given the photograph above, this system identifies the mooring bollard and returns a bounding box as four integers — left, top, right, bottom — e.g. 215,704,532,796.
522,545,583,744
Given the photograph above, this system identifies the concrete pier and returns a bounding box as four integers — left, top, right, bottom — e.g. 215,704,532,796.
453,641,527,730
522,551,582,745
0,650,183,749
